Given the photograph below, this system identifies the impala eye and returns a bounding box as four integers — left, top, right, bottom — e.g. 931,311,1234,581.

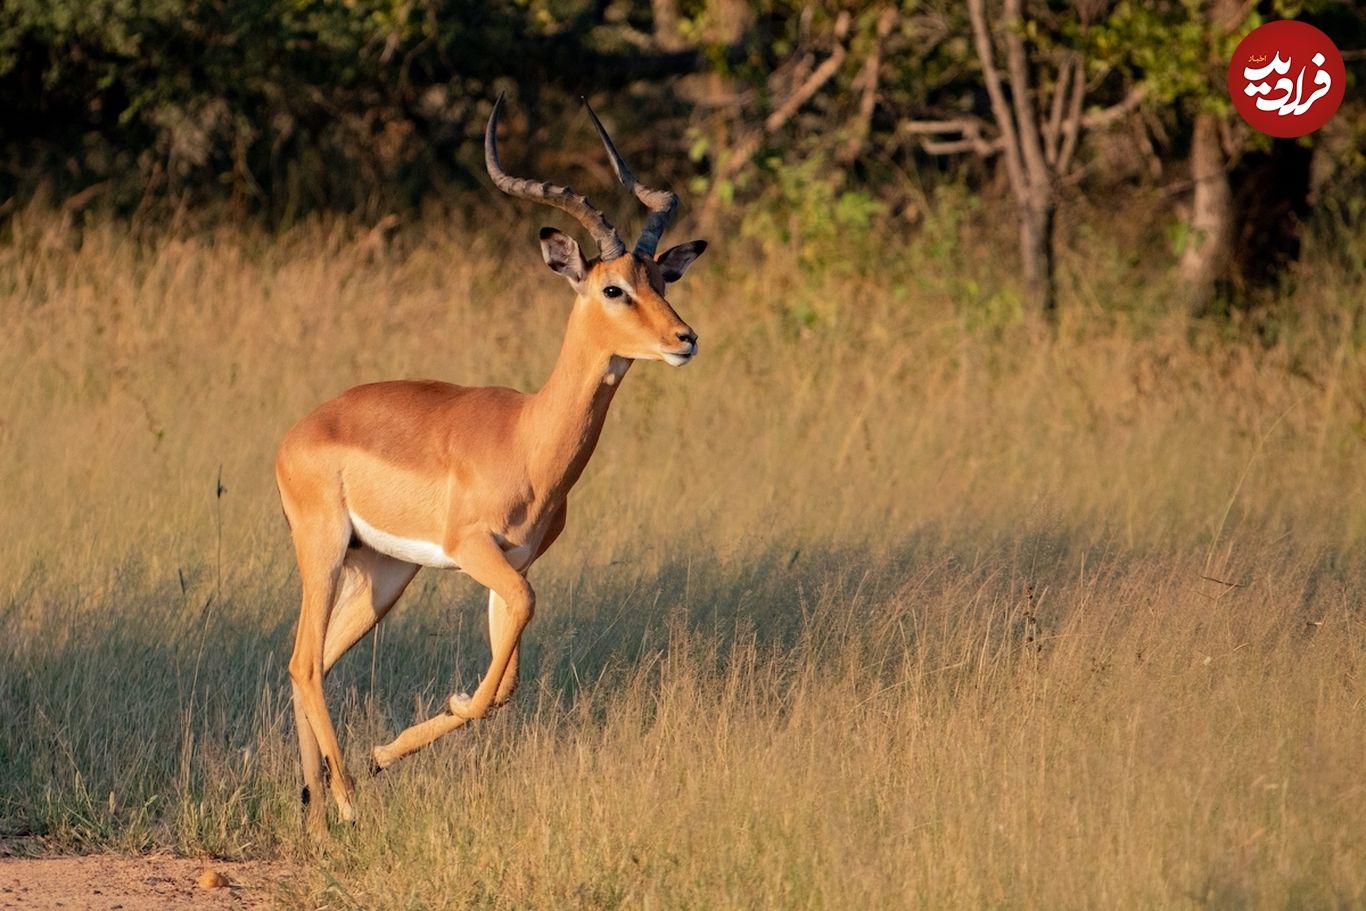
602,285,624,299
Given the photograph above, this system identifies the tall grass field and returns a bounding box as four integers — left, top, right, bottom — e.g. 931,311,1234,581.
3,203,1365,908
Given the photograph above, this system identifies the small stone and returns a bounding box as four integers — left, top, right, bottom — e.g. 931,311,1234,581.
197,869,231,890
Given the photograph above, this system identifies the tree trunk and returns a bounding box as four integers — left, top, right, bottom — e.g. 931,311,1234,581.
1179,110,1232,317
1019,196,1057,319
1179,0,1246,317
967,0,1064,324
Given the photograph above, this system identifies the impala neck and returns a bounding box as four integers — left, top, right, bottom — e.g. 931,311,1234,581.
524,305,630,502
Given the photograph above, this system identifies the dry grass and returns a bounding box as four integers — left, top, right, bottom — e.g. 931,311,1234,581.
2,204,1365,908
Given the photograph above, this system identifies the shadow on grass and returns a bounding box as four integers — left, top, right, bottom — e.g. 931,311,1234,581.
0,525,1356,852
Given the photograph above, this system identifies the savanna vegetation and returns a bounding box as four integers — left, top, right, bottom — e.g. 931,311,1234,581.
3,1,1366,908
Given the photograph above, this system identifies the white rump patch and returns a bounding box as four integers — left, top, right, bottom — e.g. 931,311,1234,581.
349,511,459,569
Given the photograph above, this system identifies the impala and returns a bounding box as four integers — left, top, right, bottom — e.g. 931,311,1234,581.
276,96,707,833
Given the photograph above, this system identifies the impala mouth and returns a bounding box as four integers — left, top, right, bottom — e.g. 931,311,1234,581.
661,344,697,366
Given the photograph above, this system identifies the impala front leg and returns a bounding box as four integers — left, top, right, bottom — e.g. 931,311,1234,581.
488,590,523,706
488,503,565,707
370,534,534,770
448,536,535,719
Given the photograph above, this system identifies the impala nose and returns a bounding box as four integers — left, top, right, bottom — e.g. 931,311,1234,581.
662,327,699,366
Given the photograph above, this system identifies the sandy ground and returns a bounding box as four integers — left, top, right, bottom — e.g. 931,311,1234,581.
0,854,293,910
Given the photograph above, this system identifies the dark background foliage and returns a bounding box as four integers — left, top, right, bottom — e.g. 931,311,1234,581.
0,0,1361,316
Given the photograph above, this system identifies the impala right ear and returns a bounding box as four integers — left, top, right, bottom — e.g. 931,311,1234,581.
656,240,707,283
539,227,587,284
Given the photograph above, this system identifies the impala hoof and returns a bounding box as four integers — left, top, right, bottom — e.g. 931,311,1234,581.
305,812,329,839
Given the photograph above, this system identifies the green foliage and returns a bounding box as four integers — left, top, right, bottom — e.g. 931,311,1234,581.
1092,1,1216,107
1091,0,1359,114
739,156,886,271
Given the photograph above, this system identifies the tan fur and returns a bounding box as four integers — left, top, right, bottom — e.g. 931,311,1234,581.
277,250,699,835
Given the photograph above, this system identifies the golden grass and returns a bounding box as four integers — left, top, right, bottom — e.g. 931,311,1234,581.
2,204,1365,908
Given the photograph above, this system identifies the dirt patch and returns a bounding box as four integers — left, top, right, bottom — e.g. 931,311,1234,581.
0,854,293,910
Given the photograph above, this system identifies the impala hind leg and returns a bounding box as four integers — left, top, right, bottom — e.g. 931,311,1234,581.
293,545,417,833
323,547,420,672
292,682,327,836
286,519,357,827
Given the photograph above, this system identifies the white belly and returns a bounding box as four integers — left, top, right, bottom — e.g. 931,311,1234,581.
349,511,460,569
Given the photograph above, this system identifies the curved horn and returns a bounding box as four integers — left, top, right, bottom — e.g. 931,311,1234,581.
486,94,627,261
584,100,679,257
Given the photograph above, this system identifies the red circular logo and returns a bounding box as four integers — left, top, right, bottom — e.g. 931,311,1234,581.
1228,20,1344,138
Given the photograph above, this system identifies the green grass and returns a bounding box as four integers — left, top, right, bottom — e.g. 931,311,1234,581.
2,204,1365,907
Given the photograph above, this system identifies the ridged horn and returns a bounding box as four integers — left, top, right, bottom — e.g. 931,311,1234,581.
485,94,627,261
584,99,679,257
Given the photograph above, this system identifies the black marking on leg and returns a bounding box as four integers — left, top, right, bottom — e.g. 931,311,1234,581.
301,785,311,806
370,757,384,778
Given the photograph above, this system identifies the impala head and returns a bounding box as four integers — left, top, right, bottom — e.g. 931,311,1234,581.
485,95,707,366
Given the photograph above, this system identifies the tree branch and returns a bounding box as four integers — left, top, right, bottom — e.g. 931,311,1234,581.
902,118,1001,157
1003,0,1049,190
1214,0,1256,34
1079,85,1148,129
1055,53,1088,174
1043,54,1075,166
921,135,1003,156
763,12,852,133
714,11,851,186
967,0,1027,204
838,6,897,165
702,11,852,219
900,118,987,135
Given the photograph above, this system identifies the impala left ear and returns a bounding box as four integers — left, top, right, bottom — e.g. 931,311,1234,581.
655,240,707,283
540,227,588,284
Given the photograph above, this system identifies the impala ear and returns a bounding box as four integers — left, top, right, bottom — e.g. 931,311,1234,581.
655,240,707,283
539,227,587,284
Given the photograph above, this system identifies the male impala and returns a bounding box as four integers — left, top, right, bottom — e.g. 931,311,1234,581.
276,96,706,833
